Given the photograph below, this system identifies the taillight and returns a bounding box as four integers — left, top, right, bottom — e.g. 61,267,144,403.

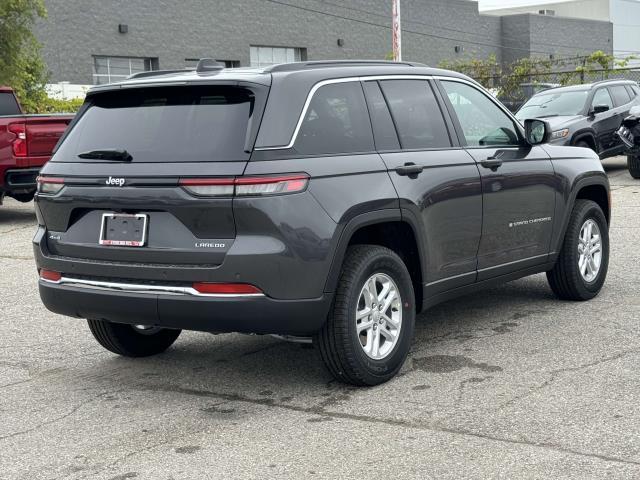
40,269,62,282
235,175,309,196
8,122,27,157
179,174,309,197
191,282,263,295
36,176,65,195
178,178,235,197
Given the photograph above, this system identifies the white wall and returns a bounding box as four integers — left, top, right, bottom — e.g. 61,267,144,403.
480,0,610,19
45,82,89,100
610,0,640,63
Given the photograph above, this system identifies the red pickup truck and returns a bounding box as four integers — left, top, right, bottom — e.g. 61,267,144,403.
0,86,73,203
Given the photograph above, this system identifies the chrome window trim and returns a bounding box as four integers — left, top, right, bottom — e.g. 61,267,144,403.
40,276,265,298
254,74,521,152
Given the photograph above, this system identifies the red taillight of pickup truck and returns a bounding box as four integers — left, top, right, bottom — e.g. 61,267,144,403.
8,122,27,157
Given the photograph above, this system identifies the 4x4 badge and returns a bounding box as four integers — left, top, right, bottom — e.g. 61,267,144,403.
105,176,125,186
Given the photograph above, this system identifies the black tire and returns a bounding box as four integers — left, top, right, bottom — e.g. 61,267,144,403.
575,140,593,151
628,155,640,179
87,319,181,357
547,200,609,301
315,245,415,386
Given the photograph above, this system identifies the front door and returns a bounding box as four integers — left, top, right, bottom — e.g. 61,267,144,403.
438,79,556,280
590,87,618,153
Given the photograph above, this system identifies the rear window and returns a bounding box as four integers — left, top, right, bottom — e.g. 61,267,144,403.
54,86,255,162
0,92,21,116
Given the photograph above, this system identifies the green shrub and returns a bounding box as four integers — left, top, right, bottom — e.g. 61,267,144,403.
23,95,84,114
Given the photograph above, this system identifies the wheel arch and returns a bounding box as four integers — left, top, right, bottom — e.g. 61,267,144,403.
552,175,610,256
324,209,425,313
570,129,597,151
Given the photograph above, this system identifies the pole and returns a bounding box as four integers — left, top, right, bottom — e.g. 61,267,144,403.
392,0,402,61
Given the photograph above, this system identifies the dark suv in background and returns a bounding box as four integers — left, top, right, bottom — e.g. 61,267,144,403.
34,60,610,385
516,79,640,177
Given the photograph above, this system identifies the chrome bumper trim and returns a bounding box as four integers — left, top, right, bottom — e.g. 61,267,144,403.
40,276,265,298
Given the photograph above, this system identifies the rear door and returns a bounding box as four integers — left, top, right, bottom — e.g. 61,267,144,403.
39,84,265,267
364,78,482,293
437,79,556,280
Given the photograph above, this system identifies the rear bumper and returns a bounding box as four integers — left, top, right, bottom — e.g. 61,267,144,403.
2,167,40,193
38,278,332,335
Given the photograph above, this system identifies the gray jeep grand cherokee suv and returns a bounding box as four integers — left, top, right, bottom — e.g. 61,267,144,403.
34,60,610,385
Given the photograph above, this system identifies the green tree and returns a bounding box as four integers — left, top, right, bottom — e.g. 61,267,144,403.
0,0,49,111
438,54,501,90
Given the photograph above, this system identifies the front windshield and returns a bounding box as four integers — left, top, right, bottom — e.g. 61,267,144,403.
516,90,589,119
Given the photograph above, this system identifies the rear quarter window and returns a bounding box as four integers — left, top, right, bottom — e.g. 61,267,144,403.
609,85,632,107
54,86,256,162
294,82,374,156
0,92,21,116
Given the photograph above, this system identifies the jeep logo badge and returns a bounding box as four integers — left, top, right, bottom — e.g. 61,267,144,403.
105,176,125,187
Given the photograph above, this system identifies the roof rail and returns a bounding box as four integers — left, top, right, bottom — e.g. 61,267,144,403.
590,78,632,86
127,68,194,80
265,60,427,73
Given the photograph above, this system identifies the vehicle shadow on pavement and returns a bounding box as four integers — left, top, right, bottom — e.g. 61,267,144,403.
0,202,36,225
83,276,556,397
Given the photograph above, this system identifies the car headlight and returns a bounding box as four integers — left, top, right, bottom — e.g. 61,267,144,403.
551,129,570,140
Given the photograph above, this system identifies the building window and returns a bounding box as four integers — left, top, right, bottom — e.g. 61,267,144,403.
93,56,158,85
249,46,306,67
185,58,240,69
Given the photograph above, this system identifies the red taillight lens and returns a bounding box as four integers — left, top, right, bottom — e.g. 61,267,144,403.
36,176,65,195
40,269,62,282
179,174,309,197
8,122,27,157
191,282,263,295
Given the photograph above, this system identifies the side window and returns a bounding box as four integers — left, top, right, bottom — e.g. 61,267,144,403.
624,85,636,99
632,85,640,97
592,88,614,109
441,81,520,147
379,80,451,149
609,85,631,107
362,81,400,151
294,82,374,156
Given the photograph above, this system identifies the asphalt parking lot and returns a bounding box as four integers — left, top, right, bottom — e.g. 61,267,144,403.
1,156,639,479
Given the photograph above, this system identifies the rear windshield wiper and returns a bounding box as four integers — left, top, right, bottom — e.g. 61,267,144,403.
78,149,133,161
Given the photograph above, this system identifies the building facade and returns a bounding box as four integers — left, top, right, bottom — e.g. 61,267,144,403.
35,0,613,86
481,0,640,65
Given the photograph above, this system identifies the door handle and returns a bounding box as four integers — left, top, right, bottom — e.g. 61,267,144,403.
480,157,503,171
395,163,424,176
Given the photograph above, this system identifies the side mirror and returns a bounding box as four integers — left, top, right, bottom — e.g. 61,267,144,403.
629,105,640,117
591,104,610,115
524,118,551,145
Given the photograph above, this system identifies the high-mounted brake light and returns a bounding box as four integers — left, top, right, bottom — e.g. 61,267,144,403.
36,176,65,195
191,282,263,295
40,269,62,282
8,122,27,157
179,174,309,197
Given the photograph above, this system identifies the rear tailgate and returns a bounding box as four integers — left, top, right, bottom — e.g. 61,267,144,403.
25,116,73,161
37,83,267,268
